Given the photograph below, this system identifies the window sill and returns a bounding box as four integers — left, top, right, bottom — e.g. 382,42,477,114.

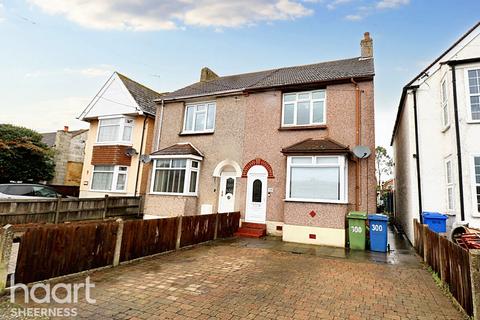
178,131,214,136
284,198,347,205
278,125,327,131
89,190,127,194
94,142,133,146
149,192,198,197
466,121,480,124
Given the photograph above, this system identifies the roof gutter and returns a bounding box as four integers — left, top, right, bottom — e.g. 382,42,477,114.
446,61,466,221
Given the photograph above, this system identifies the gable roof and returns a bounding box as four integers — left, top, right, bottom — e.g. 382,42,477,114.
151,143,204,158
390,21,480,145
161,57,374,101
281,138,350,155
116,73,164,115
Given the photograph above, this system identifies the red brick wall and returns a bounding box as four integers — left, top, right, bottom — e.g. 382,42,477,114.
91,145,132,166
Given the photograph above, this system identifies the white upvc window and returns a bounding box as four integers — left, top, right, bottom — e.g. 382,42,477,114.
445,159,455,212
282,90,326,127
467,68,480,121
441,78,450,128
150,158,200,196
183,102,216,134
473,156,480,214
286,155,347,203
97,116,134,144
91,165,128,192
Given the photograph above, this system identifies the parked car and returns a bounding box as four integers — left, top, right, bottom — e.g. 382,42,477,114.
0,184,62,200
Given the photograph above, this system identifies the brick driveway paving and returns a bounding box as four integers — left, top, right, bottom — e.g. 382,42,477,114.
9,239,465,320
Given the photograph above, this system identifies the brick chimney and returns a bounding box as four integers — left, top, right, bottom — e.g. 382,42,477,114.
360,32,373,59
200,67,219,82
63,126,69,132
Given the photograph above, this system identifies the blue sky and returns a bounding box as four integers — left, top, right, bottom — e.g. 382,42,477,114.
0,0,479,148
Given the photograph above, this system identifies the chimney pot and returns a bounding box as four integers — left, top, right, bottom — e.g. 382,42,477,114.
360,32,373,59
200,67,219,82
64,126,69,132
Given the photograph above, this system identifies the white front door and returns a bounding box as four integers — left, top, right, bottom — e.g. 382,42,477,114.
218,172,236,213
245,166,267,223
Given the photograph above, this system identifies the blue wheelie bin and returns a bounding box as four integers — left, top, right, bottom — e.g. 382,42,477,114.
422,212,448,233
368,214,389,252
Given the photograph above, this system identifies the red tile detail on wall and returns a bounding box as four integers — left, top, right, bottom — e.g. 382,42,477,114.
309,234,316,239
309,210,316,218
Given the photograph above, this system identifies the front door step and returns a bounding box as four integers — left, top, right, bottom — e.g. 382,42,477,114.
235,222,267,238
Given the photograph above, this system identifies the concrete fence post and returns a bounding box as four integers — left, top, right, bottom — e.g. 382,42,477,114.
102,195,109,220
176,216,183,250
470,249,480,320
54,196,62,224
113,219,124,267
0,225,14,294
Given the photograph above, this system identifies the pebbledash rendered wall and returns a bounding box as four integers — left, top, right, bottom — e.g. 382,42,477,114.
144,80,375,247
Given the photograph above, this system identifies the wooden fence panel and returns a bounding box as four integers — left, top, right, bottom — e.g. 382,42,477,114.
180,214,216,248
217,212,240,238
0,196,141,225
413,219,473,316
15,221,117,284
120,218,178,262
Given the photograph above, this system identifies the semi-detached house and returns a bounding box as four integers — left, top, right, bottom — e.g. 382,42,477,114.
144,33,376,247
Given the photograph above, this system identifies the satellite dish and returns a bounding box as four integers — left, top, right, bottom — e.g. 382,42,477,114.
352,145,371,159
140,154,151,163
125,147,138,157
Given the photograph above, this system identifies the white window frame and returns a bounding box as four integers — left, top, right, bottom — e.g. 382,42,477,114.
471,154,480,217
440,77,450,129
285,155,347,204
281,89,327,127
96,115,135,145
445,158,455,213
182,102,216,134
466,67,480,123
149,156,201,196
90,165,128,192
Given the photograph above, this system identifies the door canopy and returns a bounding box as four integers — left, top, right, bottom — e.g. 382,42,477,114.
242,158,274,179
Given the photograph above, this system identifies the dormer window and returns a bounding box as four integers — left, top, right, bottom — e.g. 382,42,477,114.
97,116,134,144
183,102,216,134
282,90,326,127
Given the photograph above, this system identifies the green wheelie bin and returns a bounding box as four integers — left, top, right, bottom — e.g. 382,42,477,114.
347,211,367,250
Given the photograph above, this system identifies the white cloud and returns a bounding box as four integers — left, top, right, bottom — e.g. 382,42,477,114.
0,2,5,22
29,0,313,31
327,0,353,10
25,65,113,79
345,14,363,21
376,0,409,9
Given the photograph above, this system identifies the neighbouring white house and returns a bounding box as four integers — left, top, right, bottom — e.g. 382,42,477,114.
391,21,480,242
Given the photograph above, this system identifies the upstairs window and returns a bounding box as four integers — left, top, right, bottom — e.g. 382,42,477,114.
97,116,134,143
441,79,450,128
468,69,480,121
183,102,216,133
151,158,200,195
282,90,326,127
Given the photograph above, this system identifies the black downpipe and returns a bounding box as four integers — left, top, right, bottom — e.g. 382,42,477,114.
134,116,148,197
450,64,466,221
411,86,423,222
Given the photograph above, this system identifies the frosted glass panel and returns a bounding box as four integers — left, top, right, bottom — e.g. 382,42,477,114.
290,167,339,200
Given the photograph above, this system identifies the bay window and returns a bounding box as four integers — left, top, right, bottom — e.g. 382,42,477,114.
286,155,347,203
468,69,480,121
151,158,200,195
97,116,134,143
282,90,326,127
183,102,216,133
91,165,128,192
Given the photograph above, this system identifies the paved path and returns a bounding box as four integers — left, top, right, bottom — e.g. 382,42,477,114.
9,237,465,320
